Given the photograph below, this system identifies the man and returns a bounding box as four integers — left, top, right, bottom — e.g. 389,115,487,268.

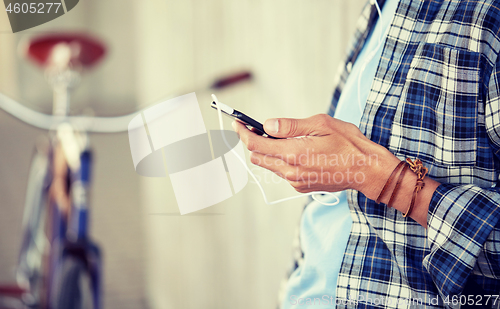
234,0,500,308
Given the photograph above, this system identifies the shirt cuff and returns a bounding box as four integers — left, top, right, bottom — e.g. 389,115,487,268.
423,183,500,298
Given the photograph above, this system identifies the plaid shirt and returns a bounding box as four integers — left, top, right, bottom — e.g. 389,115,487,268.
283,0,500,308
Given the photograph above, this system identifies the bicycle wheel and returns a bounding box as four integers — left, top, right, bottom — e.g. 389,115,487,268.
52,256,93,309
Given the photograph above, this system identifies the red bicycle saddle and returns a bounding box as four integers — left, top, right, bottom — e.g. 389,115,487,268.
25,33,106,69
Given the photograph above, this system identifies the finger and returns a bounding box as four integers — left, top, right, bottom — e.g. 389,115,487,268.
250,152,326,193
233,119,258,132
263,114,332,138
232,120,294,157
248,126,263,135
287,180,318,193
249,152,304,181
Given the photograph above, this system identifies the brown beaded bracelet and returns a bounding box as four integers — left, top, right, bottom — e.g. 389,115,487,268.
403,158,428,217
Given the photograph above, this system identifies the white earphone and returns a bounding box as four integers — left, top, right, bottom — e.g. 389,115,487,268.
357,0,387,114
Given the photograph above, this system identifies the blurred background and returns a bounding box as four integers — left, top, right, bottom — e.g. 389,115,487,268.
0,0,366,308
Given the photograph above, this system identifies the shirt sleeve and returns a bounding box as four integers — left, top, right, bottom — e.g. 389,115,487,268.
425,184,500,297
423,54,500,299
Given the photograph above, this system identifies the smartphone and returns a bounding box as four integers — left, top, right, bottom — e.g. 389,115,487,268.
211,101,279,139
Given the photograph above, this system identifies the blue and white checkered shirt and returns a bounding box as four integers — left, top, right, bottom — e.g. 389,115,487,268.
286,0,500,308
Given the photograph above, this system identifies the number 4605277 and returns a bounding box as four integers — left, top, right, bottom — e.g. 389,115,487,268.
5,2,62,14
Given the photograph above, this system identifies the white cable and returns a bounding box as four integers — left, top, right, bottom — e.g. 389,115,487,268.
371,0,384,45
357,0,389,114
212,94,339,207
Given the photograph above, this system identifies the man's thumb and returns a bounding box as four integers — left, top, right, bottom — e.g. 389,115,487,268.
264,117,319,138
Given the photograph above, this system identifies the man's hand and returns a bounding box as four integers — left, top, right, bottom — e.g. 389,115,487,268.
233,113,440,228
233,114,400,199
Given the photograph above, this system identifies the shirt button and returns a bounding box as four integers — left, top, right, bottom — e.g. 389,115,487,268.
346,62,353,73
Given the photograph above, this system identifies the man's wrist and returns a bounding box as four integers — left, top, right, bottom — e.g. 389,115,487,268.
353,147,440,228
353,144,401,201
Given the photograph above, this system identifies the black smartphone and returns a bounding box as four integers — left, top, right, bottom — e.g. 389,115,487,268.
211,101,279,139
